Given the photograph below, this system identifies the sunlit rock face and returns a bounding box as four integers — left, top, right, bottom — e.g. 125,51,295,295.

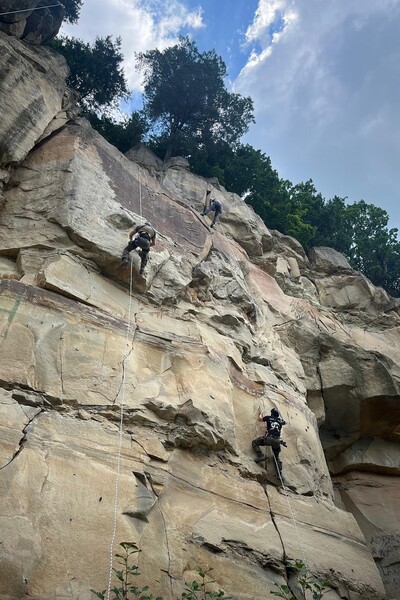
0,32,399,600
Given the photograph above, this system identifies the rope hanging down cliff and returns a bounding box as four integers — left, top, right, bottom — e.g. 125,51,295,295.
106,256,135,600
256,400,307,566
106,176,145,600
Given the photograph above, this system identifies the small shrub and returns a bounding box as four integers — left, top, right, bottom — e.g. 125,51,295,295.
91,544,230,600
271,560,331,600
181,567,231,600
91,542,162,600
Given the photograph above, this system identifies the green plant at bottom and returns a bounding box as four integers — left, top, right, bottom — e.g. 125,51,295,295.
92,544,231,600
271,560,331,600
181,568,231,600
91,542,162,600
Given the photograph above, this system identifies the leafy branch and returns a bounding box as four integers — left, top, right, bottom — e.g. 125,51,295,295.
271,560,331,600
91,543,230,600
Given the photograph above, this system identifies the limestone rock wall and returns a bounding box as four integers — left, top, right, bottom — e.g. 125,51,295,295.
0,32,399,600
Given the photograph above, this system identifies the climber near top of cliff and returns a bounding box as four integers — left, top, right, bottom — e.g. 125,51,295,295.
252,408,287,475
121,221,156,275
200,188,222,228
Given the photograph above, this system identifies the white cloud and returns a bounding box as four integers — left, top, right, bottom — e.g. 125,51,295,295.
62,0,204,90
245,0,286,42
242,0,297,64
235,0,400,229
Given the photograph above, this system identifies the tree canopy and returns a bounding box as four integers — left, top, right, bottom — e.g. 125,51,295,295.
190,142,400,296
58,0,83,24
137,37,254,159
50,35,128,113
86,112,148,154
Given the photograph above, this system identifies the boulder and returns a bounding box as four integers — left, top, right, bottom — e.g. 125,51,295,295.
308,246,353,274
0,1,64,44
0,31,69,165
315,273,395,314
125,142,163,175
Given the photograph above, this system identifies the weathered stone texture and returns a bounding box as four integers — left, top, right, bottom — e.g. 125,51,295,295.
0,31,69,165
0,32,399,600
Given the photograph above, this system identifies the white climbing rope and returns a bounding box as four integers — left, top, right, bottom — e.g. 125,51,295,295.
106,257,134,600
0,4,62,17
272,453,308,566
258,399,308,566
106,169,145,599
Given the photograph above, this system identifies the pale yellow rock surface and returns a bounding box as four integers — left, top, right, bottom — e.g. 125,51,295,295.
0,32,399,600
0,31,68,164
0,256,20,279
336,473,400,600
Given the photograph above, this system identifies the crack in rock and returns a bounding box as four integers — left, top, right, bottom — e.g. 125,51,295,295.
0,407,42,470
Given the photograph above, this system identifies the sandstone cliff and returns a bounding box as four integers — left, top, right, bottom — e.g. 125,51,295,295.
0,29,399,600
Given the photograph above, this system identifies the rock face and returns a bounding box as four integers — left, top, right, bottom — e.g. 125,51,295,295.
0,1,64,45
0,32,399,600
0,31,70,166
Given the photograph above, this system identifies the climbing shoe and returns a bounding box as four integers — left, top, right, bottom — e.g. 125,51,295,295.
120,258,129,266
255,455,266,463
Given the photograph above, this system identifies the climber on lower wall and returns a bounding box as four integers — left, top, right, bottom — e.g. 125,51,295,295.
252,408,287,475
121,221,156,274
200,189,222,228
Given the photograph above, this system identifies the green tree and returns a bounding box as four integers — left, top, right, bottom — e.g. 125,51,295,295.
50,35,128,113
345,200,400,295
184,143,288,222
312,195,353,253
59,0,83,23
87,112,148,154
137,37,254,159
222,145,280,197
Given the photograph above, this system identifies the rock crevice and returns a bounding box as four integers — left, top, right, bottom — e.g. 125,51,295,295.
0,32,398,600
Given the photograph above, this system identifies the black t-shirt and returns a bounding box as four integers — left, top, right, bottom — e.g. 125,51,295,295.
263,415,285,437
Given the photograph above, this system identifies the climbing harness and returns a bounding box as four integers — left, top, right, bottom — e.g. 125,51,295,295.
0,4,63,17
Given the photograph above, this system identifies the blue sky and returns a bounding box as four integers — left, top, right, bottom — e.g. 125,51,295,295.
182,0,259,79
63,0,400,232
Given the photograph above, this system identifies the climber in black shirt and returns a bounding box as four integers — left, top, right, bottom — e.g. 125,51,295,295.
252,408,286,474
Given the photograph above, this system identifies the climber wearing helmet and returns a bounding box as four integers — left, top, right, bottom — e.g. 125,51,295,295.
252,408,287,474
121,221,156,275
200,189,222,228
